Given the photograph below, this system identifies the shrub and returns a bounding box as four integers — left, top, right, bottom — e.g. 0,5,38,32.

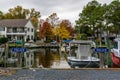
0,37,8,44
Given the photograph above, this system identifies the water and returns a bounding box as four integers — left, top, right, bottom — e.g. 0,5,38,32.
5,48,70,68
0,47,118,68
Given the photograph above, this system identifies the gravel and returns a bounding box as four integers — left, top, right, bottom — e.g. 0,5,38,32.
0,68,120,80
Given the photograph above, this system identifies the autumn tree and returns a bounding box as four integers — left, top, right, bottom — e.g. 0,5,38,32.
56,26,70,40
48,13,59,27
60,20,74,38
3,6,29,19
3,6,41,28
40,21,53,42
46,13,59,41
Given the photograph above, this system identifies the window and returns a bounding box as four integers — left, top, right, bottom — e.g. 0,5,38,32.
31,35,33,40
31,28,33,32
0,27,5,31
28,28,30,32
113,41,118,49
19,28,24,32
13,28,17,33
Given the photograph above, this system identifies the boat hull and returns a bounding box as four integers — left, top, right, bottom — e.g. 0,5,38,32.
68,58,99,68
111,52,120,67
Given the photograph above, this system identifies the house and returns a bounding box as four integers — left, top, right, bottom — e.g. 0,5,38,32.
0,19,34,42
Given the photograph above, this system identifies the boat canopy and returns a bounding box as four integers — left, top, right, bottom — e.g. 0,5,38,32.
63,40,72,43
114,38,120,49
69,40,94,59
77,44,92,59
114,38,120,42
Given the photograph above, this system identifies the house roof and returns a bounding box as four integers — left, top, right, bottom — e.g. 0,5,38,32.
0,19,29,27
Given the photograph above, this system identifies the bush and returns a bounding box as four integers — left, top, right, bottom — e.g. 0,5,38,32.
0,37,8,44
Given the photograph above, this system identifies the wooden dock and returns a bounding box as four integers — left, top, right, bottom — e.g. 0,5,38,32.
25,44,60,49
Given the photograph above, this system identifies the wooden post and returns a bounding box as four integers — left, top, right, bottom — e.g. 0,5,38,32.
100,53,104,68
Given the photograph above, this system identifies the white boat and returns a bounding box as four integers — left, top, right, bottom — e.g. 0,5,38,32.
111,38,120,67
67,40,100,68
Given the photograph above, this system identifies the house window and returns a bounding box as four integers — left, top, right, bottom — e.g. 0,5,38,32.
31,35,33,40
13,28,17,33
0,27,5,31
26,35,30,42
31,28,33,32
28,28,30,32
19,28,24,32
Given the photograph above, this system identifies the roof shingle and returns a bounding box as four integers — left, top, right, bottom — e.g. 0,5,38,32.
0,19,29,27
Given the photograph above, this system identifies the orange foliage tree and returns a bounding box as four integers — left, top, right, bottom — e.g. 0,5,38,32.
39,21,54,42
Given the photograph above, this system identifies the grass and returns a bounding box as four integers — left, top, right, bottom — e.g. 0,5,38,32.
8,43,23,47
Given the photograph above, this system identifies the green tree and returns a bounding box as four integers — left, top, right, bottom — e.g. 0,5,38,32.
0,11,3,19
75,0,105,39
104,0,120,36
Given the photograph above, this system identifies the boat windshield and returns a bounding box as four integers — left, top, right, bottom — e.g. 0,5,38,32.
113,41,118,49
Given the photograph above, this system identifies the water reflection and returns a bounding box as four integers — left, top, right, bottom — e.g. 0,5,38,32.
1,47,117,68
2,48,70,68
36,48,61,68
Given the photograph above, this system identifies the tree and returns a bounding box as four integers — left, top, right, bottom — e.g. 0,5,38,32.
29,8,41,28
56,26,70,40
3,5,41,40
40,21,53,42
60,20,74,38
75,0,105,39
4,6,29,19
48,13,59,27
0,11,3,19
104,0,120,36
3,5,41,28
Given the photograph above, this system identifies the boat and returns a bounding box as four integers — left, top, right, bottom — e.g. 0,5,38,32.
111,38,120,67
67,40,100,68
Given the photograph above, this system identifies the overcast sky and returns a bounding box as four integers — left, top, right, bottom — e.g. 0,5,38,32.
0,0,112,25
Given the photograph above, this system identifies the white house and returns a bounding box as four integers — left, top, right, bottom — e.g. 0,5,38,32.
0,19,34,42
24,51,34,68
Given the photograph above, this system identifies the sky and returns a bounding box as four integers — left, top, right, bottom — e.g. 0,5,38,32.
0,0,112,25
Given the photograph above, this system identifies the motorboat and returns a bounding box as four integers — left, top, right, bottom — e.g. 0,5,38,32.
67,40,100,68
111,38,120,67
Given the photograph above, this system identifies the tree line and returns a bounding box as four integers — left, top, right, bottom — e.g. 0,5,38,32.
0,6,74,43
75,0,120,40
39,13,74,43
1,0,119,42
